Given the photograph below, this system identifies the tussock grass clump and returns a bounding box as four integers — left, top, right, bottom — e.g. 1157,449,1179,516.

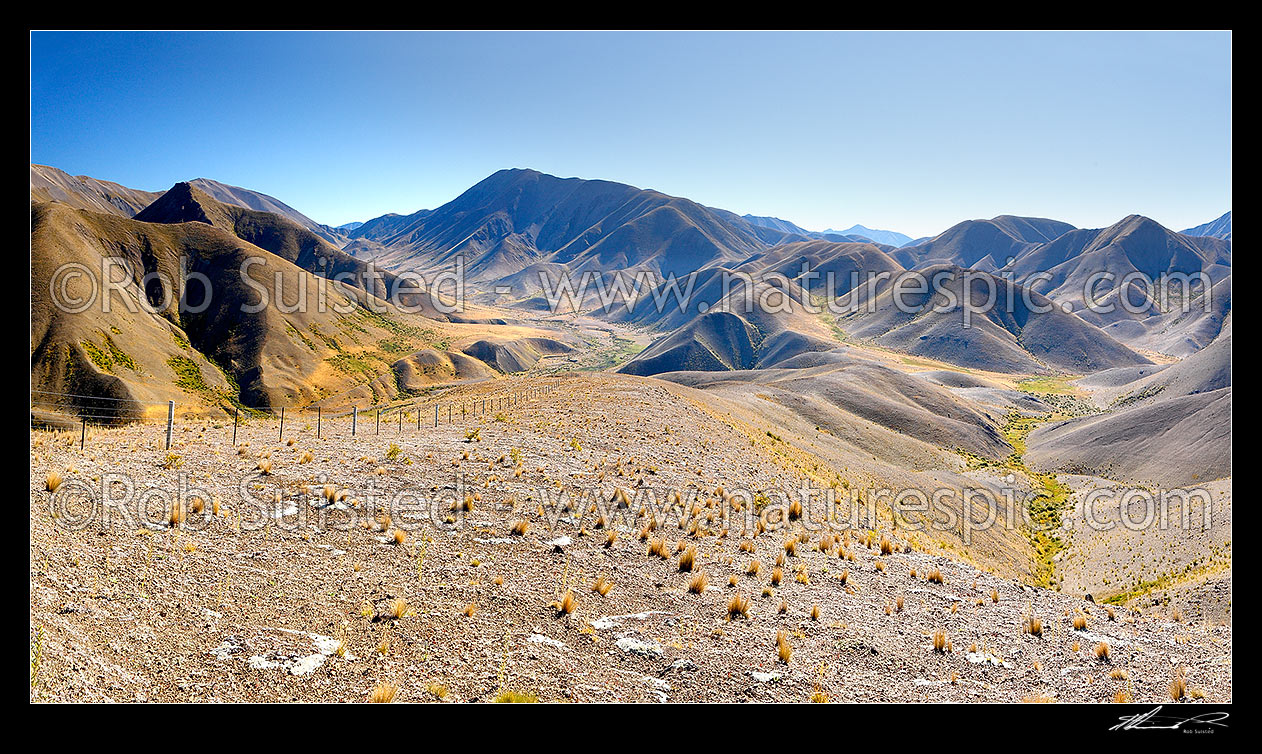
553,590,577,616
727,593,750,620
1093,641,1111,662
389,598,410,620
510,519,530,536
45,471,63,493
775,630,792,664
1072,614,1088,631
770,566,783,586
1026,616,1043,637
392,529,407,545
879,535,893,556
991,588,1000,603
688,572,708,594
604,529,617,548
256,459,273,475
1170,669,1187,701
648,538,669,559
169,500,185,526
783,538,798,557
788,499,803,520
932,630,948,653
494,691,538,703
369,682,399,703
678,546,697,572
746,560,761,576
463,603,476,617
926,569,943,584
810,604,821,621
592,576,613,596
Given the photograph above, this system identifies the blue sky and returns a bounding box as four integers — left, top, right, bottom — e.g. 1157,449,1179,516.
31,31,1231,237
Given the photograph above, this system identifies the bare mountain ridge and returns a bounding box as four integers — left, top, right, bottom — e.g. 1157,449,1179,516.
346,168,783,281
30,164,161,217
1181,210,1231,241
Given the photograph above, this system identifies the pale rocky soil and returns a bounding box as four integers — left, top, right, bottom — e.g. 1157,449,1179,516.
30,373,1231,702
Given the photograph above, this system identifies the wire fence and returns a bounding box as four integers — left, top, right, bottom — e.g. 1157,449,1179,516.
31,379,559,450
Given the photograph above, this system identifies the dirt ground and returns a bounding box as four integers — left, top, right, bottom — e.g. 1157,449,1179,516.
30,373,1231,702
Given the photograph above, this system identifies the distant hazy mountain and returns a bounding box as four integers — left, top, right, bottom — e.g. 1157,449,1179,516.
336,221,364,232
741,214,812,236
1181,211,1231,241
822,224,914,247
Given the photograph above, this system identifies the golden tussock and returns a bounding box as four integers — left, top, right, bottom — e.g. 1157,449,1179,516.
776,630,792,663
368,682,399,703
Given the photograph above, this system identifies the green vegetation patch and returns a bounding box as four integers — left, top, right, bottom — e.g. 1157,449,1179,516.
168,355,210,393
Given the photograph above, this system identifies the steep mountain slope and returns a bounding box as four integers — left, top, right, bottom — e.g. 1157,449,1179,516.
1026,319,1231,486
1181,211,1232,241
30,164,161,217
839,265,1149,374
134,183,502,324
31,202,460,413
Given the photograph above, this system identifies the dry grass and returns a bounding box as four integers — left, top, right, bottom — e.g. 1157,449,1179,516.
648,538,669,559
678,546,697,572
368,682,399,703
389,598,410,620
45,471,63,493
391,529,407,546
1026,616,1043,637
556,590,577,616
926,569,943,584
256,459,273,475
1170,669,1187,701
991,588,1000,603
1094,641,1111,662
688,571,708,594
770,566,783,586
776,630,793,664
592,575,613,596
462,602,476,617
810,604,821,621
510,519,530,536
727,593,750,620
879,535,893,556
745,560,761,576
1072,614,1088,631
932,630,948,653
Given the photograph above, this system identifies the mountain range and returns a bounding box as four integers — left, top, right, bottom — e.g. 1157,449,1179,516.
31,163,1231,408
